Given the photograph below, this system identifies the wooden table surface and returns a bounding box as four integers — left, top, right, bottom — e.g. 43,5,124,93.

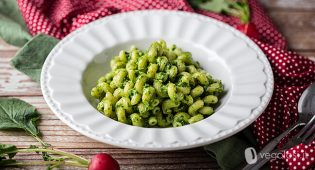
1,1,315,169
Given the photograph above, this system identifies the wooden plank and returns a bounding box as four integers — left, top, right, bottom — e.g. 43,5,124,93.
0,38,19,51
259,0,315,10
0,50,42,96
2,148,218,170
268,11,315,50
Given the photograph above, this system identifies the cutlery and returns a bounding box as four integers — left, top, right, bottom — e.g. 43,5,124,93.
243,82,315,170
246,114,315,170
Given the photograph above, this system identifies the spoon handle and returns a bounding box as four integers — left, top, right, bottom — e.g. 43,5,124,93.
243,122,303,170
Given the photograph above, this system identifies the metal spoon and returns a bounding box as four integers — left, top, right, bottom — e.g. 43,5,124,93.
243,82,315,170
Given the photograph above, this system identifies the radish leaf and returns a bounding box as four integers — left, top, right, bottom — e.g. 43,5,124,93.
0,98,39,137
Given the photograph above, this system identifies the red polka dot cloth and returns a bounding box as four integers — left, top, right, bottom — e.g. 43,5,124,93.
17,0,315,169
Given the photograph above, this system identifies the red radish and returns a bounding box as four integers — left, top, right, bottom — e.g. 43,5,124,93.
88,153,120,170
236,23,259,39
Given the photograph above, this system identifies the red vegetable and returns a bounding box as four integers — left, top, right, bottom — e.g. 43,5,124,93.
88,153,120,170
236,23,259,39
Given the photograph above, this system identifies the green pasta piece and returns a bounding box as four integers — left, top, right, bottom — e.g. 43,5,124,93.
173,105,187,113
104,100,116,119
116,97,131,110
175,59,186,73
97,101,104,112
91,87,101,99
128,69,136,82
110,59,125,70
182,95,194,105
97,76,107,84
110,69,127,88
199,106,214,115
113,88,124,98
119,50,127,62
162,99,179,114
156,112,170,127
186,65,197,74
177,86,191,95
98,82,114,94
191,85,204,98
174,112,190,121
105,72,115,81
178,72,191,86
130,113,144,127
188,114,204,124
142,86,156,103
178,52,193,65
131,49,139,60
193,72,209,86
130,90,141,105
207,82,224,94
123,81,134,96
203,95,218,104
147,46,158,63
188,100,204,116
116,107,128,123
167,65,178,79
105,92,117,104
157,56,168,71
153,80,168,98
167,82,177,101
135,75,147,94
147,63,158,78
166,51,177,61
152,107,161,115
138,103,150,118
148,116,158,126
173,47,183,55
138,55,148,71
166,114,174,124
155,72,168,82
173,121,183,127
126,60,137,70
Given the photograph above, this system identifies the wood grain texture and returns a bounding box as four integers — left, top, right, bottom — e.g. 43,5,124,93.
0,50,42,96
0,0,315,169
260,0,315,10
268,11,315,50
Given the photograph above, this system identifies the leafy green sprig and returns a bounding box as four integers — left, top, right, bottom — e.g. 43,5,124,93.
188,0,250,23
0,98,89,169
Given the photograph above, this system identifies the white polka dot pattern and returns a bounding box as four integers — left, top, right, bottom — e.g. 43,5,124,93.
16,0,315,169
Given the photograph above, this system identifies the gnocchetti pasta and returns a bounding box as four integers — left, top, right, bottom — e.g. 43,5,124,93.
91,40,224,127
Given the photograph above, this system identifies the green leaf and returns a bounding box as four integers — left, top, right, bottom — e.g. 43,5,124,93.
187,0,205,8
0,0,32,46
0,98,40,137
200,0,230,13
204,127,256,170
11,34,59,82
188,0,230,13
187,0,251,23
0,143,17,160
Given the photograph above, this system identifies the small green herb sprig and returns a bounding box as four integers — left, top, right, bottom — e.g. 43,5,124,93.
0,98,90,169
188,0,250,23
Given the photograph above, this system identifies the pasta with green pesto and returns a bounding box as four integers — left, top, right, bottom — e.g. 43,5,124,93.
91,40,224,127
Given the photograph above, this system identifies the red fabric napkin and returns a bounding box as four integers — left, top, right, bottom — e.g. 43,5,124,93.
17,0,315,169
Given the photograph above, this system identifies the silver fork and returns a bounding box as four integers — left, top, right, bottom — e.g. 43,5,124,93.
243,114,315,170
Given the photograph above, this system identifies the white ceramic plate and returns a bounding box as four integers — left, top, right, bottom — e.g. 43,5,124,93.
41,10,273,151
